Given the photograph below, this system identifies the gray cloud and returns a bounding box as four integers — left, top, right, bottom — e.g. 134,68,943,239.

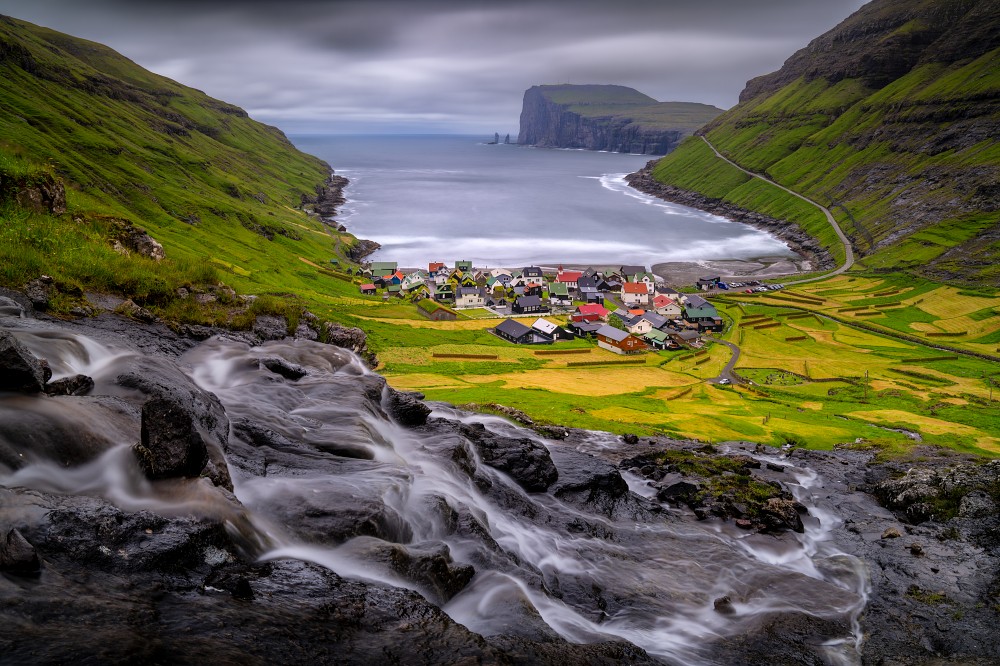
0,0,868,133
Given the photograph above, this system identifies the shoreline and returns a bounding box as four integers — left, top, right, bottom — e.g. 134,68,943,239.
625,160,835,275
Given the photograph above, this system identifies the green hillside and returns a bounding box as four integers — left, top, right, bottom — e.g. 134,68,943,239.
0,14,364,320
648,0,1000,284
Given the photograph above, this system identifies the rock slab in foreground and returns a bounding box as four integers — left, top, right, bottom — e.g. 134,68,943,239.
0,329,46,393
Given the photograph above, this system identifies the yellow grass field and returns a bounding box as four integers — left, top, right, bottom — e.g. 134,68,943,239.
459,366,694,396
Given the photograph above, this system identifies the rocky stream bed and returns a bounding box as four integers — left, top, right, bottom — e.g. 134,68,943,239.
1,293,999,665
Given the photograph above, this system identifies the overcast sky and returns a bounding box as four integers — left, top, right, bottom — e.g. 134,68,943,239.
2,0,868,134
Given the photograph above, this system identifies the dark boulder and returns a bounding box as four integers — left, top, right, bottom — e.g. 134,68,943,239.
549,448,633,517
0,329,46,393
344,538,475,605
0,528,40,575
43,374,95,396
260,357,307,380
387,389,431,426
116,356,232,490
324,321,369,355
23,276,55,312
460,423,558,492
133,397,209,481
759,497,806,534
657,480,700,504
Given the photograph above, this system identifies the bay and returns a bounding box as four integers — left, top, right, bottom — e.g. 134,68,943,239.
290,134,794,268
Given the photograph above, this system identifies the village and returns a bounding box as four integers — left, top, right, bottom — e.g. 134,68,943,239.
352,260,772,355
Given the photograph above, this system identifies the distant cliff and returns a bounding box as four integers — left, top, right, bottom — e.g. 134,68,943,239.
517,85,723,155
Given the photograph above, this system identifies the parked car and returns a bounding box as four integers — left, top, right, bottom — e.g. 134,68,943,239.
719,378,731,385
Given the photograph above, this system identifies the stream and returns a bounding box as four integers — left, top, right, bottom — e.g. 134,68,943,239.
0,317,870,664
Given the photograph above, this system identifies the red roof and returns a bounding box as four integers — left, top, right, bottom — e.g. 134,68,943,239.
556,270,583,283
392,271,406,281
653,295,675,308
576,304,609,317
622,283,648,294
360,283,376,291
428,262,445,273
628,309,646,316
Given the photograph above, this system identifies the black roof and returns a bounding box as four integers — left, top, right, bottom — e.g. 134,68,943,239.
496,318,532,338
620,265,648,276
516,295,542,307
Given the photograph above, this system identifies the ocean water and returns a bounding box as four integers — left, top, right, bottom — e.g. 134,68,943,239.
290,134,794,268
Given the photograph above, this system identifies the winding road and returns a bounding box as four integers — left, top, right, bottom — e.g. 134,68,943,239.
699,136,854,284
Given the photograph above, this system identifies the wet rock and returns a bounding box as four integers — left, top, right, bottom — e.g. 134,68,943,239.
0,528,40,575
713,595,735,615
116,356,232,490
346,538,475,605
882,526,903,539
0,296,24,318
253,315,287,341
43,374,95,396
910,542,924,556
387,389,431,427
759,497,805,534
23,276,54,311
462,402,534,426
657,480,700,504
323,321,372,363
707,611,852,666
178,324,215,340
460,423,558,493
549,448,632,517
622,433,639,445
260,357,307,380
132,397,209,481
0,329,46,393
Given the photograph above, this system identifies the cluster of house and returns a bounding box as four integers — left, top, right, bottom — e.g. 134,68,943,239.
355,260,726,355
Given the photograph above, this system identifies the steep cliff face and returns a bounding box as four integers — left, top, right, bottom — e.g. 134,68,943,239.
518,85,722,155
648,0,1000,284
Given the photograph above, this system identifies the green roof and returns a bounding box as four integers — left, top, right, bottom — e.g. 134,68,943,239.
643,330,669,342
685,305,718,317
550,283,569,296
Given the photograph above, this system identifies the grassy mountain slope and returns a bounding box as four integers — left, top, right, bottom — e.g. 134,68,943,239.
648,0,1000,284
532,84,723,132
0,14,363,316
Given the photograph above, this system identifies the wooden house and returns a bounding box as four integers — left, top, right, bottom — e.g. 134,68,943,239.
493,318,550,345
359,283,377,295
596,325,648,355
573,303,609,322
621,282,650,307
417,298,458,321
653,295,682,318
455,287,486,309
513,295,548,315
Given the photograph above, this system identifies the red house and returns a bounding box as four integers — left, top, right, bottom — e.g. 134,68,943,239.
556,270,583,289
572,303,610,322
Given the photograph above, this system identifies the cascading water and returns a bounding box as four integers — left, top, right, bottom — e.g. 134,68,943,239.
0,319,870,664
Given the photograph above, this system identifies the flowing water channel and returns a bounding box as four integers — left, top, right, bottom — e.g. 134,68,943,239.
0,319,869,664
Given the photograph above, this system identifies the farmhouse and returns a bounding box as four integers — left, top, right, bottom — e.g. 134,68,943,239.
494,318,552,345
573,303,609,322
596,324,648,355
359,283,377,295
455,286,486,309
417,298,458,321
370,261,397,277
621,282,650,307
513,295,548,314
549,282,572,305
652,295,682,317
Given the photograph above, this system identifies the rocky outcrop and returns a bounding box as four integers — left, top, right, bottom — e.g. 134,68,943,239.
0,169,66,215
517,84,722,154
346,238,381,262
626,161,835,270
460,422,558,492
301,172,349,221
